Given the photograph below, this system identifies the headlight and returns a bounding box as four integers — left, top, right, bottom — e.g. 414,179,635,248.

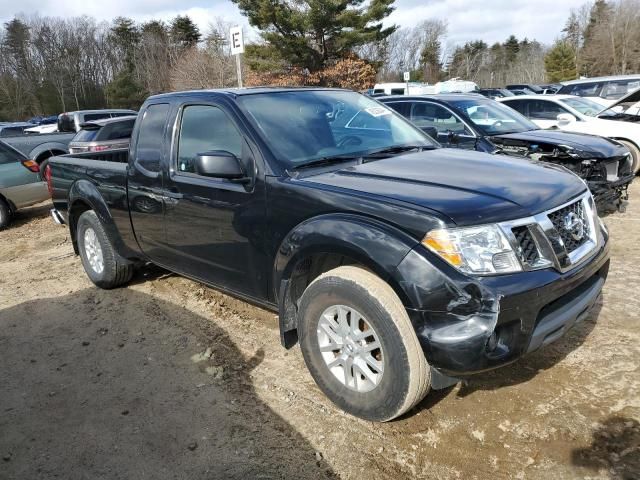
422,225,521,275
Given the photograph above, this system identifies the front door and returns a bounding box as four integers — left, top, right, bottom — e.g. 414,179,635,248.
162,102,268,300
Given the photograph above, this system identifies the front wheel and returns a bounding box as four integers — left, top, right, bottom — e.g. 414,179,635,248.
298,266,430,422
77,210,134,289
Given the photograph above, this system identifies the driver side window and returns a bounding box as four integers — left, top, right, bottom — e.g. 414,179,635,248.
527,100,569,120
177,105,243,174
409,102,470,135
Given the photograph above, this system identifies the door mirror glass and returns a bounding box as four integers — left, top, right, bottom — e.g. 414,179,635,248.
557,113,576,126
421,126,438,138
194,150,244,178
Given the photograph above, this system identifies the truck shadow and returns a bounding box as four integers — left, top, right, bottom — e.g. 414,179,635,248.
454,300,603,398
0,289,337,479
572,415,640,479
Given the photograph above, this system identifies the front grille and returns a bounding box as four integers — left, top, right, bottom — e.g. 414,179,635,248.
512,225,539,265
547,200,590,253
500,192,599,274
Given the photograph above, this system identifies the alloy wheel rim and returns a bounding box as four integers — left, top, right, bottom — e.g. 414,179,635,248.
83,227,104,274
317,305,384,392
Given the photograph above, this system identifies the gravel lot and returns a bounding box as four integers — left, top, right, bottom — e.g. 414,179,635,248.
1,182,639,480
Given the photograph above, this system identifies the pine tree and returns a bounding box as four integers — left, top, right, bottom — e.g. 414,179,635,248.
503,35,520,62
545,41,578,82
232,0,396,71
110,17,141,69
170,16,201,48
105,70,146,109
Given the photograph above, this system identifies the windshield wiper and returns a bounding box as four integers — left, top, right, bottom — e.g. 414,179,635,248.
289,154,361,172
365,145,433,156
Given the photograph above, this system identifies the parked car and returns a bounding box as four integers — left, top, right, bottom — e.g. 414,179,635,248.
596,86,640,119
0,140,49,229
0,122,34,137
477,88,515,99
539,84,562,95
57,109,137,133
506,84,543,94
3,131,75,173
68,116,137,154
499,94,640,173
380,94,633,212
509,88,535,96
49,88,610,422
557,75,640,108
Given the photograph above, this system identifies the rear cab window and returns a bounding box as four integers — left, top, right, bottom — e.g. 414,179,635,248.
134,104,170,173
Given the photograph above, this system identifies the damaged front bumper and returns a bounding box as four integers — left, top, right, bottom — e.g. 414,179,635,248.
590,173,634,214
396,237,610,378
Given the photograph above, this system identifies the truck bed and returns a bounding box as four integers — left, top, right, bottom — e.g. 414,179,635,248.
4,132,75,157
57,149,129,163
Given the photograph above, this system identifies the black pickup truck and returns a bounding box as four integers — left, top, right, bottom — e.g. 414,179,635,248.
49,88,610,422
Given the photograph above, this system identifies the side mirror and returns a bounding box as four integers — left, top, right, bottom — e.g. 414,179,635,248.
194,150,244,179
557,113,576,126
447,131,460,143
421,126,438,139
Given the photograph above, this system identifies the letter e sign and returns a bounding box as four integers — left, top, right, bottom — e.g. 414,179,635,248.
230,27,244,55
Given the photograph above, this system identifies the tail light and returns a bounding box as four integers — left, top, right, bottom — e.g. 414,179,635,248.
90,145,110,152
21,160,40,173
44,163,54,196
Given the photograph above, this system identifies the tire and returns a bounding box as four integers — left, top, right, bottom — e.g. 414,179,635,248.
618,140,640,174
298,266,430,422
76,210,134,289
39,158,50,183
0,197,11,229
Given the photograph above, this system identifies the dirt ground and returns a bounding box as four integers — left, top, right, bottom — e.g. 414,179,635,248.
1,184,639,480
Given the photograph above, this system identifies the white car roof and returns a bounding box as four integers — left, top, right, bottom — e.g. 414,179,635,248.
561,75,640,85
499,95,575,101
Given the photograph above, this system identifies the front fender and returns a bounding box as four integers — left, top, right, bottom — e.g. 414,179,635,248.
273,213,423,346
68,179,138,259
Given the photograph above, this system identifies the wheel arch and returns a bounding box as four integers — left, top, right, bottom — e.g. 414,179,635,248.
273,213,420,348
29,142,69,163
67,180,132,259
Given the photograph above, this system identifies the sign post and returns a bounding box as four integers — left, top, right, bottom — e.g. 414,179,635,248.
230,26,244,88
403,71,410,95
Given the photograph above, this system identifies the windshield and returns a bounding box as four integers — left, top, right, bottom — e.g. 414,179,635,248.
238,90,435,167
447,98,538,135
559,97,604,117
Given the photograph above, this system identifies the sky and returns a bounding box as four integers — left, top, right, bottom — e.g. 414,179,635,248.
0,0,588,48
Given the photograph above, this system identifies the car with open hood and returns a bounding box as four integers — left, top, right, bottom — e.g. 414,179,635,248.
499,94,640,174
380,94,634,213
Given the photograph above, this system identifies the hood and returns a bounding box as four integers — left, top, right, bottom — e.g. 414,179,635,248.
298,149,586,226
491,129,627,158
601,86,640,113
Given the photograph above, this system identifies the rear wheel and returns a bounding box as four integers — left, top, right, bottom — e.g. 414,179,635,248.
0,197,11,229
77,210,134,289
618,140,640,174
298,266,430,422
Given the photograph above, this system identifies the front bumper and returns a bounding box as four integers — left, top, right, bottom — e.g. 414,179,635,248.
397,237,610,377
